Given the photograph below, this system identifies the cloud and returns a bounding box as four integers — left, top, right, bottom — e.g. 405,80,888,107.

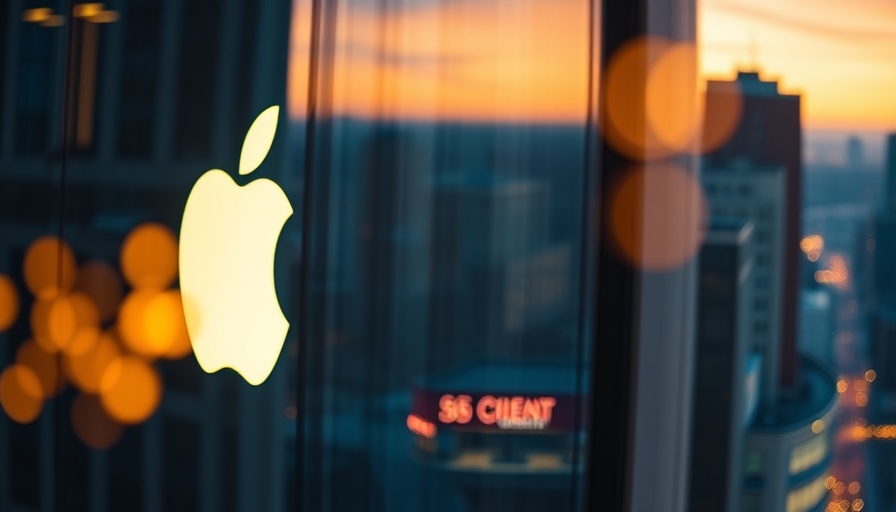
709,0,896,41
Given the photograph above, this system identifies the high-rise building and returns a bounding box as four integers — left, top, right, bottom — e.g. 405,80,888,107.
702,164,785,405
883,134,896,211
701,71,837,512
704,71,802,389
688,218,758,512
846,136,864,169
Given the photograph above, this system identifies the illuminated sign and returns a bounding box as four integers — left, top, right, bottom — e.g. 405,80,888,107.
438,394,557,430
179,106,293,386
407,414,437,438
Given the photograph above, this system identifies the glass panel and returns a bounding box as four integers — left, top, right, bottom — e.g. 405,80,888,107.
0,2,297,510
297,0,598,510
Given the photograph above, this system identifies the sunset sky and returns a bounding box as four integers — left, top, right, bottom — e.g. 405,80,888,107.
288,0,896,133
702,0,896,132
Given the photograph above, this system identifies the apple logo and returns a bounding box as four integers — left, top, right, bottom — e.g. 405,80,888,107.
179,105,293,385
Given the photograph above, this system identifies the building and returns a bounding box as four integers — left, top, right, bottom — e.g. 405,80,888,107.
702,164,785,405
741,356,838,512
798,290,834,364
704,71,802,389
701,71,838,512
408,360,584,512
688,218,759,512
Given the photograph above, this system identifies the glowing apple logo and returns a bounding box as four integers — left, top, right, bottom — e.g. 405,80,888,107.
179,105,292,385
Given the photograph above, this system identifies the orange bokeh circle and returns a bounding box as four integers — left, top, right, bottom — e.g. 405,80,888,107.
0,274,19,331
146,290,192,360
74,261,123,323
71,393,124,450
23,236,77,299
120,223,178,290
0,365,44,424
119,290,165,358
65,330,121,393
17,340,63,398
700,80,744,154
99,356,162,425
607,164,708,271
645,42,700,154
603,37,676,161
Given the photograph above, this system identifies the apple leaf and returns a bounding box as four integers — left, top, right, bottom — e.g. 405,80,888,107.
239,105,280,175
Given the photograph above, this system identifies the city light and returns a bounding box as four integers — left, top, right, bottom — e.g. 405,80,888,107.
815,254,850,289
0,226,192,446
800,234,824,262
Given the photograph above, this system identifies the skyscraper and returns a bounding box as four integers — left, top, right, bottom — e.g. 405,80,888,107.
700,71,837,512
704,71,802,389
688,218,756,512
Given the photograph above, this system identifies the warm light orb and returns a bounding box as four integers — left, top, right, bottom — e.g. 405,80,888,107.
0,365,44,424
145,290,192,360
71,393,123,450
47,295,77,350
17,340,63,398
0,274,19,331
865,370,876,382
74,260,123,323
603,37,676,160
811,419,824,434
120,223,178,290
30,298,63,353
700,79,743,154
65,325,102,357
23,236,77,299
119,290,169,358
645,42,700,154
99,356,162,424
65,330,121,393
607,164,707,270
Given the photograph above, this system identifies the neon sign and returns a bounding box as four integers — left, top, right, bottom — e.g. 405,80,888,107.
438,394,557,430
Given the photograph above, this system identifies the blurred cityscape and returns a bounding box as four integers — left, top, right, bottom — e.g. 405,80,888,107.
0,1,894,512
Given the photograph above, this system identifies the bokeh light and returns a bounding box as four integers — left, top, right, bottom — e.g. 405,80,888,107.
16,340,63,398
119,290,168,358
700,79,743,154
65,330,122,393
607,164,708,270
74,260,123,323
145,290,192,360
0,365,44,424
99,356,162,424
23,236,77,299
65,325,102,357
603,37,674,160
0,274,19,331
71,393,123,450
120,223,178,290
30,298,62,353
645,42,699,154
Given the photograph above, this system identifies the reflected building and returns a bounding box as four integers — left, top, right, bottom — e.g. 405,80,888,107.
0,2,295,511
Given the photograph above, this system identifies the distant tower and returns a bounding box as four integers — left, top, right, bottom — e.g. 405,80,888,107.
885,134,896,211
846,136,864,169
704,71,802,390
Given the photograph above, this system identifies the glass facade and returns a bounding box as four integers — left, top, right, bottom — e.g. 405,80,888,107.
0,1,894,511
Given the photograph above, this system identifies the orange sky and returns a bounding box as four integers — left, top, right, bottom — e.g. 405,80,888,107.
288,0,896,131
701,0,896,131
287,0,591,122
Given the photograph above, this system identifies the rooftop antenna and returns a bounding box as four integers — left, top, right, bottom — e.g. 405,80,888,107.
748,32,759,72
